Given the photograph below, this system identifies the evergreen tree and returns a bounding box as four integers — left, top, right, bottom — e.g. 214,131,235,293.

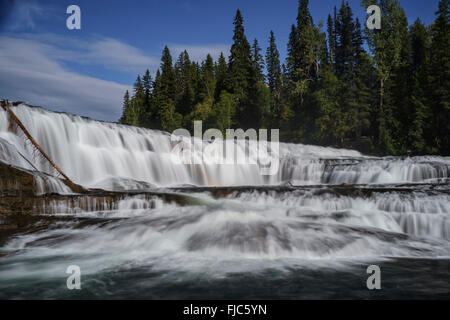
141,69,152,126
158,46,182,131
266,31,282,95
285,0,324,141
327,12,336,68
160,46,176,101
199,54,216,101
214,52,230,100
142,69,152,107
408,19,432,153
133,75,144,99
118,1,450,156
251,38,265,83
174,50,195,116
335,1,354,80
350,18,376,150
149,70,163,129
228,9,256,128
119,90,130,124
429,0,450,154
286,24,299,81
363,0,410,154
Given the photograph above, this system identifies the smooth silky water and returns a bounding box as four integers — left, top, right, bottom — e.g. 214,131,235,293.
0,104,449,299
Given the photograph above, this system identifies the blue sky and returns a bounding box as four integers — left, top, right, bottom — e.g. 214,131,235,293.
0,0,440,121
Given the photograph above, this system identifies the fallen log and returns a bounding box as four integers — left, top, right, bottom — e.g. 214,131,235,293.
1,100,78,190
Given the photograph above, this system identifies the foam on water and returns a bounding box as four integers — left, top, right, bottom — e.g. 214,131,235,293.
2,104,448,191
0,104,449,292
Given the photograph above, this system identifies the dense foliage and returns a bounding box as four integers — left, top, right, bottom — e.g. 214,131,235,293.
120,0,449,155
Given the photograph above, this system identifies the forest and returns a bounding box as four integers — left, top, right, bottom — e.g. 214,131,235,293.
119,0,449,156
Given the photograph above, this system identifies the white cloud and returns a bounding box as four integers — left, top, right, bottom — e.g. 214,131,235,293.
13,33,160,74
0,35,132,121
86,38,160,73
0,33,231,122
3,1,54,32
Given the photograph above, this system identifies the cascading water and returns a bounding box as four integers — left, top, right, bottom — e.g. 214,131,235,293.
2,104,448,190
1,103,450,299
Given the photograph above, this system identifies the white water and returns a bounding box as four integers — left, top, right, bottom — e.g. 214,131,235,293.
1,104,450,293
1,104,448,192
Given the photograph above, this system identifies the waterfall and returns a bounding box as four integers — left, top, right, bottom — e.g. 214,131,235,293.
1,104,449,190
1,103,450,299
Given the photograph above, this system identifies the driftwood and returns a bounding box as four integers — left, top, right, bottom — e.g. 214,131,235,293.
1,100,77,188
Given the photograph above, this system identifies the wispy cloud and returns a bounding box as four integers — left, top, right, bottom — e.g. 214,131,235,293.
1,0,56,32
0,32,231,122
86,38,160,73
13,33,160,74
0,35,132,121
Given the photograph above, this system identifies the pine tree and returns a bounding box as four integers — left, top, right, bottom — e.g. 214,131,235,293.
119,1,450,156
175,50,195,116
285,0,324,141
327,13,336,68
335,1,354,80
141,69,152,126
133,75,144,99
363,0,410,154
409,19,431,153
286,24,299,81
214,52,230,100
389,7,411,153
119,90,130,124
160,46,176,101
143,69,152,107
266,31,282,95
429,0,450,154
251,38,265,83
128,75,145,126
350,18,376,150
200,54,216,101
286,0,322,94
228,9,255,128
149,70,163,129
228,9,252,97
158,46,181,131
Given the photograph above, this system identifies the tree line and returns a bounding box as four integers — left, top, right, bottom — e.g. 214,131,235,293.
119,0,449,155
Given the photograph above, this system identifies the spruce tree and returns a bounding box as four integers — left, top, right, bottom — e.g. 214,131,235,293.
158,46,181,131
175,50,195,116
149,70,162,129
327,13,336,68
160,46,176,101
429,0,450,154
228,9,255,128
363,0,409,154
142,69,152,126
119,90,130,124
143,69,152,106
335,1,354,80
251,38,265,83
133,75,144,99
200,54,216,101
409,19,431,153
214,52,230,100
266,31,282,95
